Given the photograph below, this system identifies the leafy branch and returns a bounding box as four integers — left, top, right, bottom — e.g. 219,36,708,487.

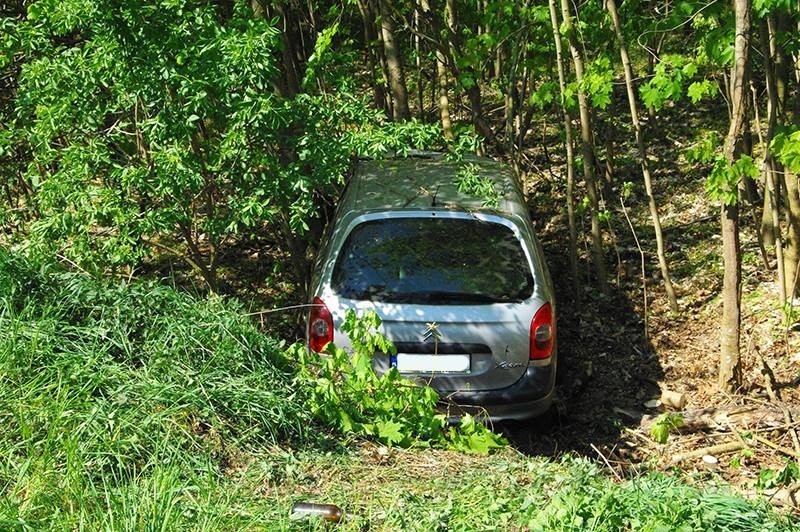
293,309,506,454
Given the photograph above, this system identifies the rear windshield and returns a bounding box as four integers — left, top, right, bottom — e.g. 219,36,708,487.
331,217,534,304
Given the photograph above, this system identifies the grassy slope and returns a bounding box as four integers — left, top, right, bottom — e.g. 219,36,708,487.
0,250,796,530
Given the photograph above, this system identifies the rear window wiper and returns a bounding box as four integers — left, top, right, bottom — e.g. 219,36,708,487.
344,284,389,300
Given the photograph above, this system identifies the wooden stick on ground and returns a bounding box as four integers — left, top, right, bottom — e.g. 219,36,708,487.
755,347,800,456
751,433,800,460
671,441,745,464
591,443,623,482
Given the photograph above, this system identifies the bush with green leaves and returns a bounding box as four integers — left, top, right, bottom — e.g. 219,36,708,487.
293,309,507,454
0,0,444,288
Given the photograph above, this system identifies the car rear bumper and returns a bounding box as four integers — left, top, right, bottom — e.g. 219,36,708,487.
442,362,556,421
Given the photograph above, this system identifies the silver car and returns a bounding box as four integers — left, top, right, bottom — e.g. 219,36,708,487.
307,153,556,421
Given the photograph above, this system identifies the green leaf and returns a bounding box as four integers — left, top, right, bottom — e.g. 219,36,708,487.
339,409,355,432
302,22,340,89
376,420,404,445
687,80,715,103
772,127,800,173
651,423,670,445
640,84,661,110
649,412,685,444
455,163,500,208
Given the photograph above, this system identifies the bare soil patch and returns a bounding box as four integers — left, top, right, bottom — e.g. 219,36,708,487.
504,140,800,514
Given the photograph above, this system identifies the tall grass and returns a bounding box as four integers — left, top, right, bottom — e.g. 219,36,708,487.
0,250,310,528
0,250,796,530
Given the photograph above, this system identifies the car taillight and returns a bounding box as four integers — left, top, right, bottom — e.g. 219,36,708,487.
308,297,333,353
530,302,554,360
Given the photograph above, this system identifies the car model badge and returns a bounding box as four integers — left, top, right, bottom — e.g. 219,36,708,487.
422,322,442,342
495,361,525,370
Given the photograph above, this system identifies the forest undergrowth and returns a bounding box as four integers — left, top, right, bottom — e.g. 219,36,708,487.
501,100,800,514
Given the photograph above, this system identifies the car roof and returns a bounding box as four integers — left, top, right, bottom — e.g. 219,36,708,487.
339,152,530,220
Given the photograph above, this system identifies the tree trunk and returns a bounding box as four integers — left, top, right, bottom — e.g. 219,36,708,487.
765,14,800,298
504,28,530,162
795,16,800,86
419,0,453,139
436,49,454,140
418,0,495,147
559,0,606,291
756,19,786,300
760,172,777,248
771,14,789,114
356,0,389,114
273,1,302,97
378,0,411,120
599,115,615,200
606,0,679,312
444,0,494,148
783,169,800,298
548,0,579,299
414,7,425,119
720,201,742,392
718,0,751,393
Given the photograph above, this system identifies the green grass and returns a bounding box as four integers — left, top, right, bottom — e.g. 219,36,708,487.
0,250,312,528
0,249,796,530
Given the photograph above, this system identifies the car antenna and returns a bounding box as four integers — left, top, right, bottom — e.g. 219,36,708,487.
431,185,440,207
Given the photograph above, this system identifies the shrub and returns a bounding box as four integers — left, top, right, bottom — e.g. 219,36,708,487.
294,309,507,453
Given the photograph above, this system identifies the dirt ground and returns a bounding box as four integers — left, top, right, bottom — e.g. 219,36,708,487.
503,148,800,513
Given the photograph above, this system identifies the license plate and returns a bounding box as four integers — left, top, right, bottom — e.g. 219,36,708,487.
395,353,470,374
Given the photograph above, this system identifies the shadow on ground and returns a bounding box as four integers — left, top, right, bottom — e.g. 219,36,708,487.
500,178,665,464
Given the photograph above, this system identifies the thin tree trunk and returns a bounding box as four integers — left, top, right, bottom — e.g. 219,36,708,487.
783,170,800,299
505,29,529,161
719,0,751,392
599,115,615,200
274,2,302,97
446,0,493,146
795,17,800,86
378,0,411,120
357,0,389,114
756,19,786,300
795,16,800,85
253,0,301,97
720,200,742,392
750,84,782,284
606,0,678,312
767,165,786,300
766,14,800,298
761,174,777,248
415,7,424,118
419,0,453,139
418,0,495,147
436,50,454,139
548,0,579,299
559,0,606,291
771,15,789,113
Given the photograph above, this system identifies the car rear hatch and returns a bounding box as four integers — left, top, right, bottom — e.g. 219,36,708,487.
324,212,544,392
369,301,539,391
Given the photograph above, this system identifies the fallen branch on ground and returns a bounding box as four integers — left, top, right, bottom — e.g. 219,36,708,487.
671,441,745,464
